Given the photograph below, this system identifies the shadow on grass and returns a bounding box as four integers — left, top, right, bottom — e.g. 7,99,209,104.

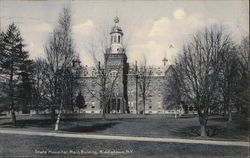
209,117,228,122
62,122,119,133
0,119,53,128
171,125,224,138
178,115,197,119
61,117,146,122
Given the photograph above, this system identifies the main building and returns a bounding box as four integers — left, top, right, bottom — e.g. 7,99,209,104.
80,17,176,114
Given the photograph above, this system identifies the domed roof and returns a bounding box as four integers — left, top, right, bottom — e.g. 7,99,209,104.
110,26,123,34
110,16,123,35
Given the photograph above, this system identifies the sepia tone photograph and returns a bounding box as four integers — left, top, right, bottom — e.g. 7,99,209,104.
0,0,249,157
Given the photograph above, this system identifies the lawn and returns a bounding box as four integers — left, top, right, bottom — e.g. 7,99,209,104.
0,133,248,158
0,113,248,141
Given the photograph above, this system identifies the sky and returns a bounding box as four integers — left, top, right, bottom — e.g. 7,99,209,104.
0,0,249,66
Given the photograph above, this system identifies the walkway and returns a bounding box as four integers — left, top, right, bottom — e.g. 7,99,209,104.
0,128,248,147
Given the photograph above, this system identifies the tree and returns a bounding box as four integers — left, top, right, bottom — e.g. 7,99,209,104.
0,23,30,125
220,46,241,121
0,30,7,113
44,7,82,130
17,58,34,114
137,56,152,114
32,58,48,113
175,25,234,136
0,31,5,74
75,91,86,109
163,65,183,118
236,36,250,114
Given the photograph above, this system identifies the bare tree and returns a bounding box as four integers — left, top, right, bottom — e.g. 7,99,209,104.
137,56,152,114
44,7,82,130
236,36,250,114
220,46,241,121
175,25,234,136
238,36,249,72
32,58,49,114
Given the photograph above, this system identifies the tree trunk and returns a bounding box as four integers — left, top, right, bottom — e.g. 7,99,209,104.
102,101,106,120
55,102,63,131
223,107,227,116
228,105,232,122
199,118,207,137
10,60,16,126
11,110,16,126
179,108,182,116
200,124,206,137
143,94,146,115
102,109,106,120
174,109,177,118
237,105,241,114
51,106,56,122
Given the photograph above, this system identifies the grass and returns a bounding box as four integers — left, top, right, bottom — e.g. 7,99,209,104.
0,113,249,141
0,133,248,158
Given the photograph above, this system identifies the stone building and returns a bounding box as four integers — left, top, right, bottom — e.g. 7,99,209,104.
81,17,176,114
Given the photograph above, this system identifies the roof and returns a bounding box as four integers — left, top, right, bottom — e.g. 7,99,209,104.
110,25,123,35
82,64,173,78
128,64,173,77
82,66,98,77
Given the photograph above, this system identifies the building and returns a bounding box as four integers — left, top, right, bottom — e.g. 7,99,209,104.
81,17,177,114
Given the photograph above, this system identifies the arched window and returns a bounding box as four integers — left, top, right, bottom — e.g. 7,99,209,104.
114,36,117,43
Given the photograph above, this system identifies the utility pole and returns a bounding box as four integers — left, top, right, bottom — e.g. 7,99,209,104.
135,60,138,114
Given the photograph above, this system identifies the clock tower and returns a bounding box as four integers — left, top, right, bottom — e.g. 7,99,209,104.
104,17,129,113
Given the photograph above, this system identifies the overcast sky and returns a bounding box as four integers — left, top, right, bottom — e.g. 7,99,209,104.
0,0,249,66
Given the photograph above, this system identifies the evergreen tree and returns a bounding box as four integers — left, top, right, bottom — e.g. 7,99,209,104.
0,23,30,125
17,59,34,113
75,91,86,109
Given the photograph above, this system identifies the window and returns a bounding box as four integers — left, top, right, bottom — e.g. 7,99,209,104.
149,106,152,109
118,35,120,43
110,70,118,78
92,83,95,88
91,102,95,109
114,36,117,43
92,70,97,76
111,36,113,43
91,91,95,97
83,70,88,76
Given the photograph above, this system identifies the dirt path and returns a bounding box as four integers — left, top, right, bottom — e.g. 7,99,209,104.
0,128,248,147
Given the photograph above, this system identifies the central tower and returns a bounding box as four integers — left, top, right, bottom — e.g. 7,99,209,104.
104,17,129,113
